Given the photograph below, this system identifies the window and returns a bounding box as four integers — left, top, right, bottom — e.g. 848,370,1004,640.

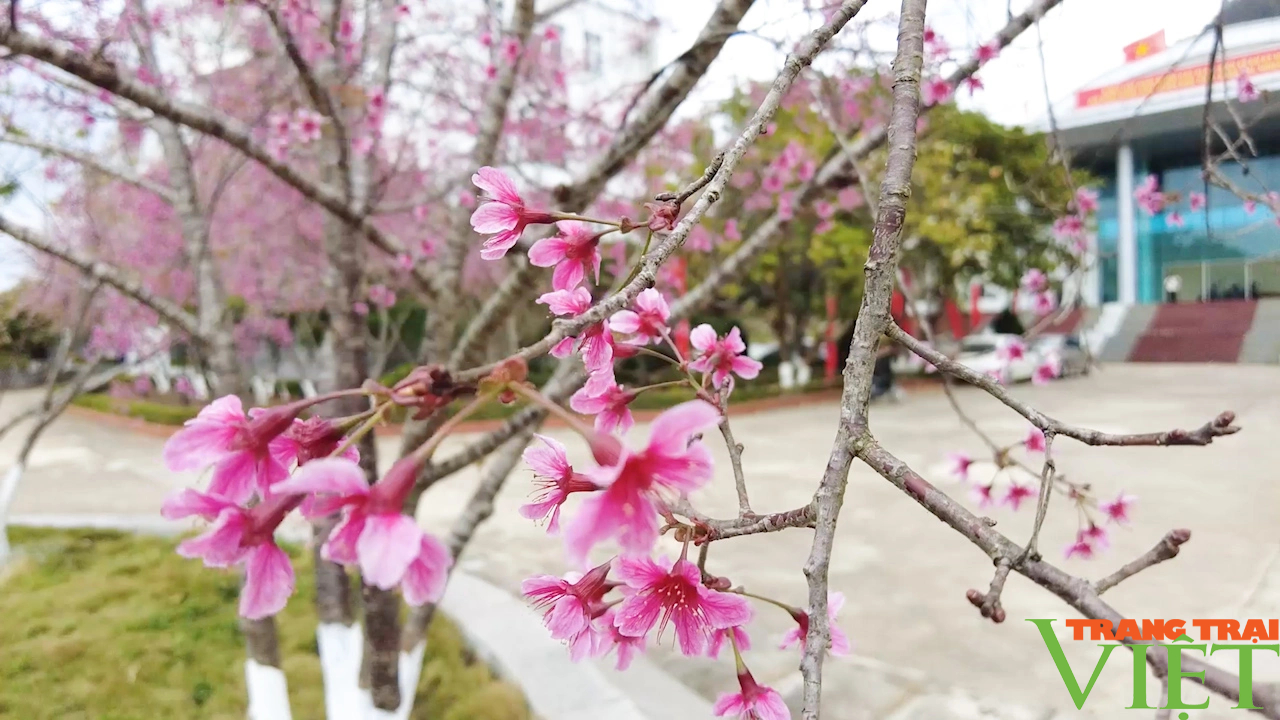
584,31,602,75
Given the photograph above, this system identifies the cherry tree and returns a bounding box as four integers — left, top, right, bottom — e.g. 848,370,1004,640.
3,0,1270,719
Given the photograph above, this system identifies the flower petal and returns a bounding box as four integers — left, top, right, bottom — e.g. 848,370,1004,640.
274,457,370,497
357,513,425,589
689,323,717,353
240,543,295,619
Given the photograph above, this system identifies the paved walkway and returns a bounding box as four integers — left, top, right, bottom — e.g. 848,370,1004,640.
4,364,1279,719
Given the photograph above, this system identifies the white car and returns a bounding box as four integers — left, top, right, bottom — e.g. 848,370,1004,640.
953,334,1038,383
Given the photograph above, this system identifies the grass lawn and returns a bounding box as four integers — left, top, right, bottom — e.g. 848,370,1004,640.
0,527,530,720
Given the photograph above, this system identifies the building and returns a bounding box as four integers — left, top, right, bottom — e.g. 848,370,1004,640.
1050,0,1280,307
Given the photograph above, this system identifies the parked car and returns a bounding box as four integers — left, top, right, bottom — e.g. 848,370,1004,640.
1030,333,1090,377
953,333,1038,383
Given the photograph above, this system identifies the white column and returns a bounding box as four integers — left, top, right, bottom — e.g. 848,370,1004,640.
1116,143,1138,305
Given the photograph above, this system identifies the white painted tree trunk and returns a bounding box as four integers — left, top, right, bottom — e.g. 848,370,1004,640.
245,660,293,720
316,623,426,720
0,463,24,566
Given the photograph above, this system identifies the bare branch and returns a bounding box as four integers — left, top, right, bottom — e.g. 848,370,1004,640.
887,322,1241,447
964,559,1011,623
0,215,202,338
0,132,175,202
801,0,927,715
1095,528,1191,595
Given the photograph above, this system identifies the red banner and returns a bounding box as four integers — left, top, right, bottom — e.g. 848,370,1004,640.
1123,30,1165,63
1076,47,1280,109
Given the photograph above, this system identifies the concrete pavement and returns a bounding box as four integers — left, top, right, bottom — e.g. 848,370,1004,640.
4,364,1279,719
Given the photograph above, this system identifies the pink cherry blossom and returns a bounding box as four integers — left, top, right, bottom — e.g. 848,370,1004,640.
1020,268,1048,292
837,187,862,210
470,166,555,260
922,77,952,107
522,561,613,641
1075,187,1099,214
971,483,996,508
1238,72,1260,102
947,451,974,481
273,456,437,593
997,337,1027,364
353,301,370,316
537,286,592,317
564,401,720,562
1064,537,1095,559
1135,175,1165,215
162,490,297,619
1003,482,1036,511
963,76,984,94
519,434,599,533
162,395,296,503
713,669,790,720
1188,191,1206,212
598,609,646,670
1099,492,1137,524
689,325,762,389
1078,522,1110,551
724,218,742,241
293,109,324,143
976,41,1000,64
778,592,851,656
272,416,360,470
1032,291,1056,316
577,319,619,373
1245,199,1258,214
708,626,752,659
368,284,396,308
1166,211,1185,228
529,221,602,291
1024,427,1046,453
644,200,679,231
1032,358,1059,385
570,381,636,434
609,288,670,345
612,555,752,656
1052,214,1084,241
401,534,453,606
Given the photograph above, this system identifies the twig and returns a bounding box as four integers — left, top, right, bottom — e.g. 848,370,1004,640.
717,388,752,515
965,559,1011,623
665,497,816,540
887,322,1240,446
1020,430,1056,562
655,151,724,205
1095,529,1191,595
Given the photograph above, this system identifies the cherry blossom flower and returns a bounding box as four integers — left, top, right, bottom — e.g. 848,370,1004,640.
293,109,324,143
1053,214,1085,241
598,609,646,670
1135,175,1165,215
724,218,742,241
1166,211,1185,228
396,253,415,271
563,401,720,562
1032,291,1056,317
1024,427,1046,453
470,167,555,260
1032,357,1060,385
1099,492,1137,525
538,286,592,317
273,416,360,470
1020,268,1048,293
402,535,453,606
947,451,974,481
689,325,762,389
1064,536,1095,559
529,221,602,291
837,187,862,210
963,76,984,94
1245,199,1258,214
368,284,396,308
519,434,599,533
778,592,851,656
644,200,679,231
502,37,521,64
713,668,790,720
997,337,1027,364
162,490,297,619
522,561,613,641
612,555,752,656
1003,482,1036,511
163,395,297,503
976,41,1000,64
922,77,952,107
1189,191,1206,212
1238,72,1260,102
273,456,442,595
353,301,370,316
1075,187,1099,214
610,289,670,345
709,626,752,659
571,380,637,434
1079,522,1110,551
971,483,996,508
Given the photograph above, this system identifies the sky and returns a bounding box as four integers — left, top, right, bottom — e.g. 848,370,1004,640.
0,0,1225,291
650,0,1221,126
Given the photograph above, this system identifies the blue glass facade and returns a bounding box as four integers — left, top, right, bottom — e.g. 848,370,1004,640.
1095,154,1280,303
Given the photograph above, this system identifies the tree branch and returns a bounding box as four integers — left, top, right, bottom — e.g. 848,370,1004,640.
1094,528,1191,595
801,1,927,715
887,322,1241,446
0,132,175,202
